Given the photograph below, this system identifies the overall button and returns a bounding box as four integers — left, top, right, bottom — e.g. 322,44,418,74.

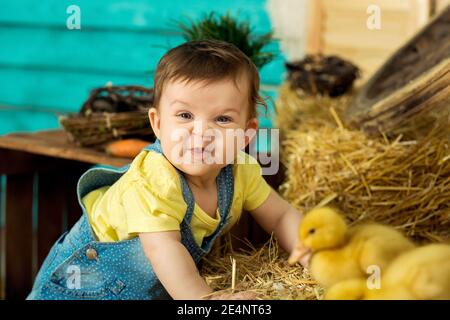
86,248,98,261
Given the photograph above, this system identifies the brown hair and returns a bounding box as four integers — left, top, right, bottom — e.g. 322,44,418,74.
152,39,268,120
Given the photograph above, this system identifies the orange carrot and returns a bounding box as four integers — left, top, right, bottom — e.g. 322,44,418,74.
105,139,151,158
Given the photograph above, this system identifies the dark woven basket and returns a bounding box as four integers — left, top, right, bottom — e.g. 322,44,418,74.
285,54,359,97
59,85,155,147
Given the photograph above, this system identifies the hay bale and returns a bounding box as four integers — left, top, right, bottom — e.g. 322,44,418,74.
277,83,450,243
275,83,353,136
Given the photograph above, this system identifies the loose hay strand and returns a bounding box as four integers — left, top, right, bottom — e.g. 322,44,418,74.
231,257,236,292
201,236,324,300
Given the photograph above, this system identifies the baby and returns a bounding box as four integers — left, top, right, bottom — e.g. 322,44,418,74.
28,39,309,300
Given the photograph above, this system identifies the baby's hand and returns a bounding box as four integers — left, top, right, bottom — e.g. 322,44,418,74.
207,290,260,300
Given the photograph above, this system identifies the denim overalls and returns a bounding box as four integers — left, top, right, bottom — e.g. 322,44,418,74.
27,138,234,300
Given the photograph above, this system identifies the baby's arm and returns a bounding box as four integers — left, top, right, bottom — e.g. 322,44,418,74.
249,188,310,267
139,231,212,299
139,231,259,299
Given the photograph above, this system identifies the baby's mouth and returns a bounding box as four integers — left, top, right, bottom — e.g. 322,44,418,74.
188,147,213,160
190,147,204,154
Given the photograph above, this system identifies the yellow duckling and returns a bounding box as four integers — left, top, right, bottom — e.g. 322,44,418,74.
324,278,368,300
325,244,450,300
288,207,415,288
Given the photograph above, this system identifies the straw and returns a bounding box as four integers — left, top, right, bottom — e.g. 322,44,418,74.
276,83,450,243
201,236,324,300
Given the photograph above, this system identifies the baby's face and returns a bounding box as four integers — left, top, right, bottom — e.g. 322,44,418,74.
149,74,258,177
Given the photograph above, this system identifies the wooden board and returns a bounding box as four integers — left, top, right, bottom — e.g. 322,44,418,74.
344,5,450,134
5,173,34,299
306,0,433,79
0,176,4,300
0,0,284,119
0,130,130,167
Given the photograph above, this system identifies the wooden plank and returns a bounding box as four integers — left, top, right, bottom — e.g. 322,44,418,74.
324,44,392,57
0,109,60,136
344,4,450,134
36,173,65,268
306,0,324,54
5,173,34,300
0,175,4,299
409,0,431,34
0,0,271,33
0,147,120,175
0,66,282,115
0,1,283,116
0,69,151,113
323,32,409,50
316,0,433,81
326,17,398,39
0,1,283,115
0,130,283,169
0,131,130,168
323,0,412,12
325,16,411,31
0,28,180,76
64,167,88,229
0,28,283,87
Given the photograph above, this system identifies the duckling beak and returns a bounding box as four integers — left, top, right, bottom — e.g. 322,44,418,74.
288,243,311,266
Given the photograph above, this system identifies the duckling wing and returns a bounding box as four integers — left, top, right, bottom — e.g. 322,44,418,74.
325,278,367,300
310,248,363,288
412,264,450,300
350,224,414,272
383,244,450,300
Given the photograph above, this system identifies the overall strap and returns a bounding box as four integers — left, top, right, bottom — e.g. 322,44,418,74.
201,164,234,245
74,138,165,243
76,164,131,242
178,162,234,260
142,138,235,261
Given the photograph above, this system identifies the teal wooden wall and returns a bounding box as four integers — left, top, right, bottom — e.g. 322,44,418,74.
0,0,285,135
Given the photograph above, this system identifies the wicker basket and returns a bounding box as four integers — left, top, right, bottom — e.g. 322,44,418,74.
59,85,155,147
285,54,360,97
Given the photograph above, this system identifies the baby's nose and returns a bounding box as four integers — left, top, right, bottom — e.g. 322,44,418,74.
192,119,209,135
191,120,215,148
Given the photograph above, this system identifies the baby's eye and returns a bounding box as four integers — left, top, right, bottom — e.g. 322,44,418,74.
177,112,193,120
216,115,232,123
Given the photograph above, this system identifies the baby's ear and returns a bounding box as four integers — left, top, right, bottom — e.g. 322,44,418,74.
148,107,161,139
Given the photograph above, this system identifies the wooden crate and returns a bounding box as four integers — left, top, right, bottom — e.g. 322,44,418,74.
306,0,435,79
0,130,282,299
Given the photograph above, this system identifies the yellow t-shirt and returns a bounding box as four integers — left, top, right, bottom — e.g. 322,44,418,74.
81,149,272,245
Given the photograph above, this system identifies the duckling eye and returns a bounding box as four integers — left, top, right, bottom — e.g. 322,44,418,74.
309,228,316,235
